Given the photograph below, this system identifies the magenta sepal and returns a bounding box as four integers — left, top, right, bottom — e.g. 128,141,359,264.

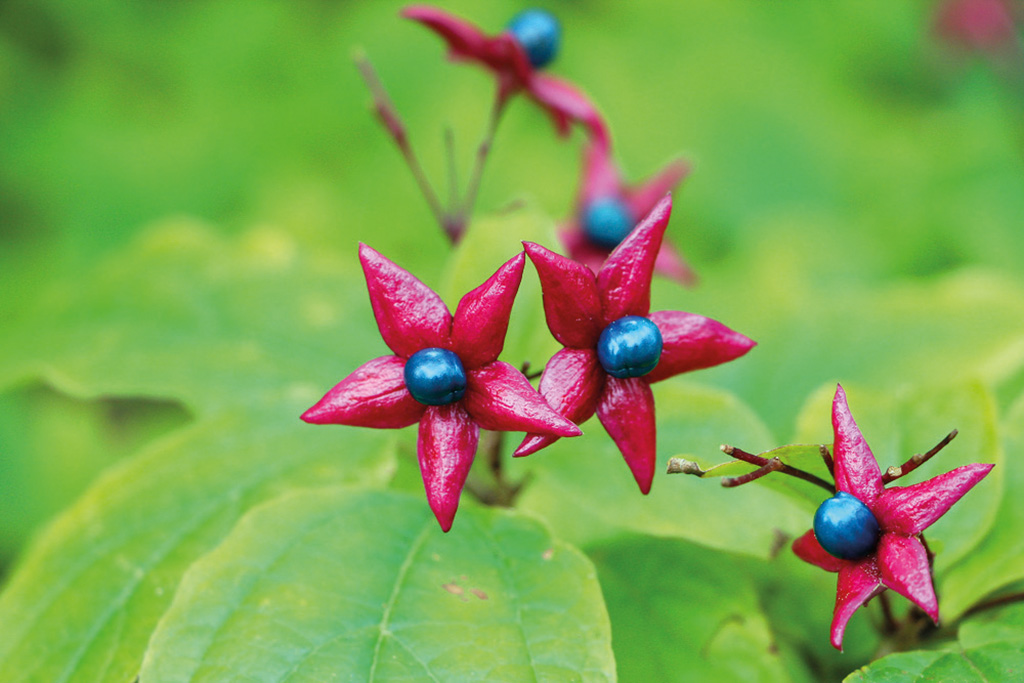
832,560,885,651
832,384,883,505
874,463,995,535
301,356,425,428
878,534,938,622
359,243,451,359
597,377,657,494
464,361,582,437
450,252,525,369
515,348,605,458
645,311,756,384
306,245,583,531
523,241,603,349
792,384,994,649
520,195,755,493
597,194,671,323
792,530,845,573
561,142,696,285
402,4,607,141
418,404,479,533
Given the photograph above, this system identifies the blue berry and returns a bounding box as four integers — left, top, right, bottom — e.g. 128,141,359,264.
597,316,663,379
582,197,635,250
404,348,467,406
813,491,881,560
507,9,561,68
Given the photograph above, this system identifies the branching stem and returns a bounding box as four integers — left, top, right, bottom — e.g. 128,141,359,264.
721,444,835,493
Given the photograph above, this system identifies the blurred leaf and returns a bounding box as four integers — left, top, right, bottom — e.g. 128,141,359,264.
0,218,385,411
0,385,190,559
0,410,396,682
516,381,810,557
139,488,614,682
942,392,1024,619
590,535,811,683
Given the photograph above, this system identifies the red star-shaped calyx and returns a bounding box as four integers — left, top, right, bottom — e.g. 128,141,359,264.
792,384,994,650
514,195,755,493
402,5,608,145
302,245,580,531
560,141,697,286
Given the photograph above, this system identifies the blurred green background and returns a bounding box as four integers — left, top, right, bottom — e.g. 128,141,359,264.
1,0,1023,676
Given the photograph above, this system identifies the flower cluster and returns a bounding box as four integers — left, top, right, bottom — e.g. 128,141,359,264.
304,197,752,531
307,5,1002,655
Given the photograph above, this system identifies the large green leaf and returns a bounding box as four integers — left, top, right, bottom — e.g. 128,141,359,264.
844,603,1024,683
942,392,1024,619
0,385,189,560
589,535,811,683
0,220,403,681
139,488,614,682
516,381,809,556
0,407,395,683
0,219,385,411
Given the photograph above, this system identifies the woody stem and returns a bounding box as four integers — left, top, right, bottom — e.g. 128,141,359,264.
882,429,958,483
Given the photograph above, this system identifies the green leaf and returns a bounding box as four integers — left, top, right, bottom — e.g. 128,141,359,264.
845,644,1024,683
0,385,189,560
0,408,396,683
589,535,810,683
942,392,1024,619
0,219,384,413
516,381,810,557
139,489,614,682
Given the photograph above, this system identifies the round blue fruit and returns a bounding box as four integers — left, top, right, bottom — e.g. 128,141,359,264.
597,316,663,379
582,197,634,250
404,348,467,406
507,9,561,68
813,491,881,560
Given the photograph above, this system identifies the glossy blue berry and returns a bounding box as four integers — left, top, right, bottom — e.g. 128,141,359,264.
597,316,663,379
404,348,467,406
813,491,881,560
507,9,561,68
582,197,635,250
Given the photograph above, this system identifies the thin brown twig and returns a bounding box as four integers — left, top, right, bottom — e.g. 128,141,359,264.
455,84,510,241
722,445,835,493
882,429,958,484
353,49,449,236
721,457,783,487
820,444,835,477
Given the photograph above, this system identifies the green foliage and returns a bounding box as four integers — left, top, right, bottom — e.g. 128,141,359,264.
139,489,613,682
3,0,1024,680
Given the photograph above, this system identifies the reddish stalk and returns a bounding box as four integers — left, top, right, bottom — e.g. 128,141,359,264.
882,430,958,484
